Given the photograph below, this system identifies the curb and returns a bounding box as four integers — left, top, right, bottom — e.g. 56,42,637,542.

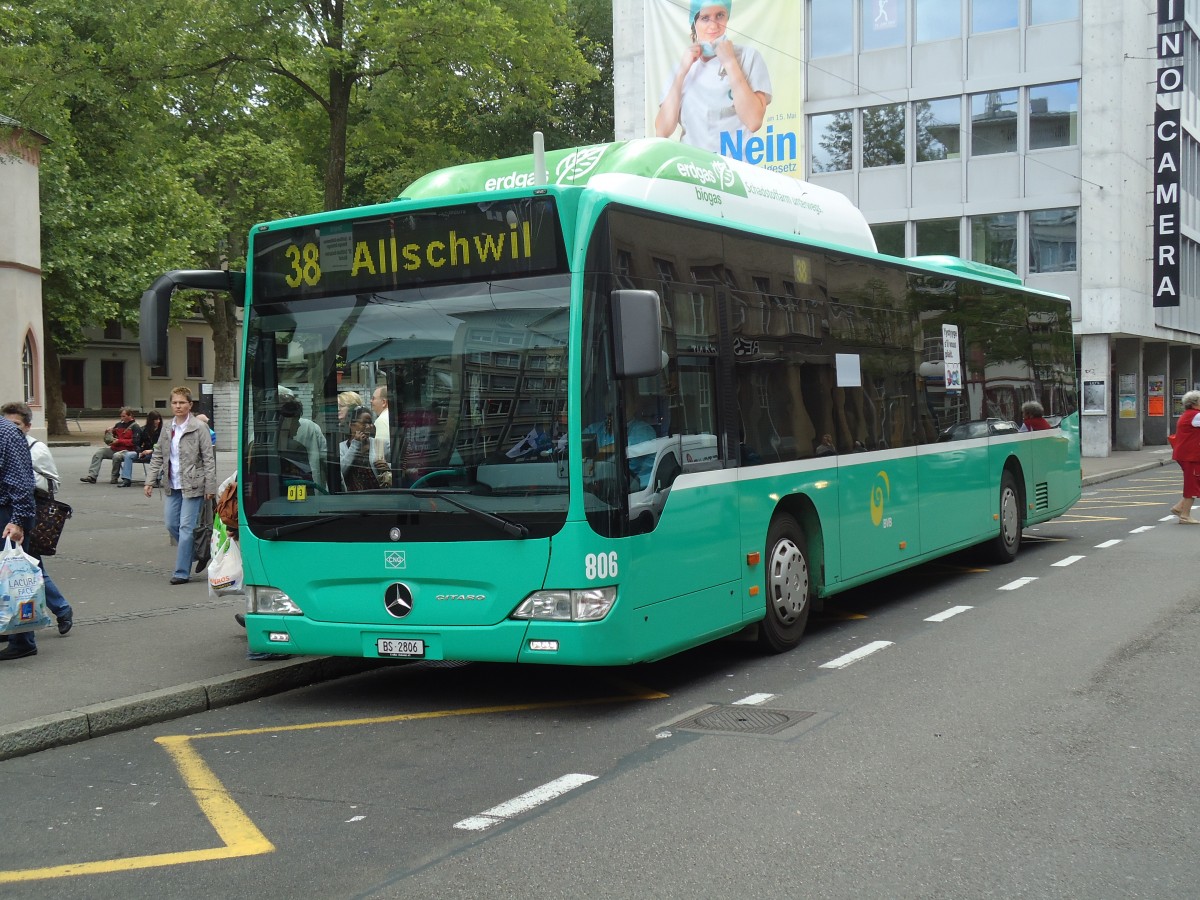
1081,458,1169,487
0,657,385,761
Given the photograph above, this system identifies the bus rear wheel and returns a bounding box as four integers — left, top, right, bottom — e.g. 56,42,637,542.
985,470,1022,564
758,514,812,653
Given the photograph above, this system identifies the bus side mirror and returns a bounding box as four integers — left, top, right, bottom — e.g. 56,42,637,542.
611,289,663,379
139,270,247,367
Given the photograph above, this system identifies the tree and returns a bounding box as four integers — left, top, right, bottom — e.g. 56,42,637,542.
196,0,597,210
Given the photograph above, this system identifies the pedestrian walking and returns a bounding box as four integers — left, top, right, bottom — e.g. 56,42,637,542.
0,412,38,660
144,386,217,583
1,401,74,656
1169,389,1200,524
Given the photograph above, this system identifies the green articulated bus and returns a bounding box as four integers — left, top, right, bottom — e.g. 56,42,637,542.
141,138,1081,665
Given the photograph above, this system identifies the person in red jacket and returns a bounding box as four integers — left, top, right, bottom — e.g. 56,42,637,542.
1170,390,1200,524
1019,400,1053,432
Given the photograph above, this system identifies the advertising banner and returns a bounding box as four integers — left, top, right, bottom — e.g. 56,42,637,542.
644,0,803,178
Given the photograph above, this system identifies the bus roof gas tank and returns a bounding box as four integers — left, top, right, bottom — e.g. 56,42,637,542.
400,139,877,255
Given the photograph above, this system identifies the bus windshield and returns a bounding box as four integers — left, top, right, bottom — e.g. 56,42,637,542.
240,273,571,542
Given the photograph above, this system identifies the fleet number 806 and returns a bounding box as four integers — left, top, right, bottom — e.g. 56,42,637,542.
584,552,618,580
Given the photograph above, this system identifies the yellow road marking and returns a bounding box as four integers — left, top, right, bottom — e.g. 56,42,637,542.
0,687,667,882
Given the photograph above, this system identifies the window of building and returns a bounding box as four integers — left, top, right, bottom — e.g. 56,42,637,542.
103,320,122,340
811,111,853,172
871,223,906,257
915,97,961,161
186,338,204,379
1028,81,1078,150
972,0,1017,32
970,90,1018,156
22,333,36,403
1030,0,1078,25
915,218,960,256
916,0,960,42
1028,208,1077,273
810,0,854,57
970,213,1018,272
863,103,906,167
862,0,906,51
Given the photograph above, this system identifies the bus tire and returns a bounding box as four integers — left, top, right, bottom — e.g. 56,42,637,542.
758,514,812,653
986,470,1022,564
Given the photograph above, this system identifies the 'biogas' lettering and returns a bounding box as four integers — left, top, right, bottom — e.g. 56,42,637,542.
350,222,534,276
721,125,800,166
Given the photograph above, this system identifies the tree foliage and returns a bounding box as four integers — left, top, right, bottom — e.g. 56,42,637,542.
0,0,613,432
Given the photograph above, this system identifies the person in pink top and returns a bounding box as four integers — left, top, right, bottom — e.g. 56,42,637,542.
1169,390,1200,524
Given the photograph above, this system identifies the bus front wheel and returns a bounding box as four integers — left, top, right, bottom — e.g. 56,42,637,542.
759,514,812,653
985,471,1022,564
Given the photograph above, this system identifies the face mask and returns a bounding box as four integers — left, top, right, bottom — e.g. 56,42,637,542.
700,34,726,58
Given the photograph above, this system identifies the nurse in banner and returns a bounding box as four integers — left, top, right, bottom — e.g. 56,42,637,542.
655,0,772,154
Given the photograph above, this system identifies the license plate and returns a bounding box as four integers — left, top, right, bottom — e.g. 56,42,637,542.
376,638,425,658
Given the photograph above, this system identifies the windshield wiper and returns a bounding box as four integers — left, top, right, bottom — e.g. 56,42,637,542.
261,510,395,538
410,489,529,538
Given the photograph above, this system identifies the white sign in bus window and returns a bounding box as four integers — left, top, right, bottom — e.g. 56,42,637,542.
318,224,355,272
835,353,861,388
942,324,962,391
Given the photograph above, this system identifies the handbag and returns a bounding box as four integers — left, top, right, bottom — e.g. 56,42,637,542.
192,498,214,573
28,491,73,557
0,538,50,634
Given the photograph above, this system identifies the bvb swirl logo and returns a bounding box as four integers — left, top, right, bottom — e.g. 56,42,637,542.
870,470,890,527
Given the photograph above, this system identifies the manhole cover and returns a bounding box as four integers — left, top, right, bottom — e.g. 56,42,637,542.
669,705,816,736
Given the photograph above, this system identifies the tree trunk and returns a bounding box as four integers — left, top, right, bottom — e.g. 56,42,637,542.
41,316,68,437
324,71,353,211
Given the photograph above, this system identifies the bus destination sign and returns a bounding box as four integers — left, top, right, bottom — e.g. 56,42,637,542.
253,198,565,300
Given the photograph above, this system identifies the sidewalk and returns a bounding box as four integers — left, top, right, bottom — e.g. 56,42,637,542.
0,426,1174,760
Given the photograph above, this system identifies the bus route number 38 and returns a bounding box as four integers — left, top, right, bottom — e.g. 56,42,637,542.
584,552,618,580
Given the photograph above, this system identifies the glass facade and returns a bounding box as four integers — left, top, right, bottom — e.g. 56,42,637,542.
1028,82,1079,150
862,0,906,51
971,90,1019,156
970,213,1018,272
811,111,853,172
915,0,960,42
810,0,853,57
863,104,906,167
1030,0,1079,25
1028,209,1077,273
971,0,1017,33
915,219,960,256
915,97,961,161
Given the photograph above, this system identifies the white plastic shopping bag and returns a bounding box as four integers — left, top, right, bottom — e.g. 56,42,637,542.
208,516,244,597
0,537,50,634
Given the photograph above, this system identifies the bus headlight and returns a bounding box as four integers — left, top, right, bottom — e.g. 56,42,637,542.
512,587,616,622
248,585,304,616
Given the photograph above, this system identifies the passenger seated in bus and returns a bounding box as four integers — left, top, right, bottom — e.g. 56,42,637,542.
340,405,390,490
1019,401,1053,432
278,397,328,488
814,434,837,456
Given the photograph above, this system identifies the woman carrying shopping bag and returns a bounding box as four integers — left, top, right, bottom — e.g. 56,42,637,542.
144,386,217,584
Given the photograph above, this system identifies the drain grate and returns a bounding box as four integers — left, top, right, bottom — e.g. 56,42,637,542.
668,705,817,736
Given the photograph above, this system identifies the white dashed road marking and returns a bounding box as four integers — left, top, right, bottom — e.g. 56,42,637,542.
819,640,893,670
454,774,597,831
925,605,973,622
998,577,1038,591
733,693,776,705
1051,555,1085,567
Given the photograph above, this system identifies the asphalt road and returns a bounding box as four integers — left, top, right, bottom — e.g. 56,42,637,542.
1,466,1196,898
